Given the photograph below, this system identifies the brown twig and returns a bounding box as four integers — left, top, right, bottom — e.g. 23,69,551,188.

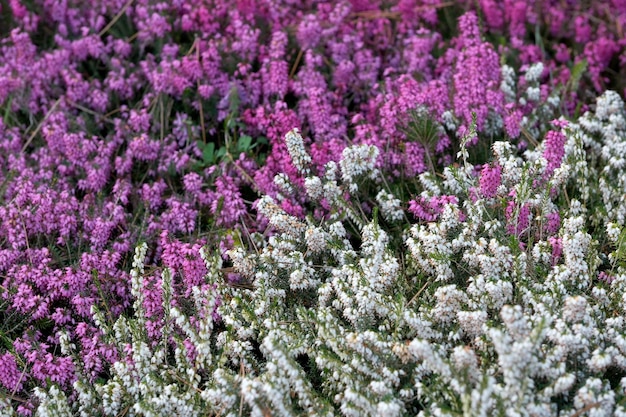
21,97,62,153
407,278,432,306
570,402,602,417
289,49,303,80
98,0,135,37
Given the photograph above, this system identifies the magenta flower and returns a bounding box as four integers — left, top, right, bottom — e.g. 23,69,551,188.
211,174,247,227
408,195,458,222
506,199,532,237
545,211,561,235
0,352,24,392
549,236,563,266
543,120,568,178
479,164,502,199
453,12,504,133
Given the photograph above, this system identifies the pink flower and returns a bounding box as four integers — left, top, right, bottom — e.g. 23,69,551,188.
211,174,247,227
453,12,504,133
0,352,23,392
549,236,563,266
545,211,561,235
543,121,568,177
479,164,502,198
506,200,532,237
408,195,458,221
504,106,523,138
598,271,615,284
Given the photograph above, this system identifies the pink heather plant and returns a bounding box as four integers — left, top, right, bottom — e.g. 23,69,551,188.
479,163,502,199
453,12,504,136
505,200,532,237
543,119,569,178
408,195,459,222
548,236,563,266
0,352,23,393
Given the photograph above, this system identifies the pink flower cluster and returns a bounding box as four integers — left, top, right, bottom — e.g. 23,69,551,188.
408,195,459,222
543,120,569,178
479,164,502,199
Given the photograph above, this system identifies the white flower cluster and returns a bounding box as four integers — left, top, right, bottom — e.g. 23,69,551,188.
323,223,400,327
500,64,517,103
305,226,327,254
304,175,323,200
517,62,561,137
339,144,380,192
273,172,294,200
257,195,306,237
228,246,257,279
406,215,457,282
33,386,72,417
376,189,404,222
521,62,544,104
284,128,311,174
575,90,626,225
0,399,14,417
524,62,544,83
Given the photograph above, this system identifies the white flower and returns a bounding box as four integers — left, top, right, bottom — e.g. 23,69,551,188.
257,195,306,236
339,144,380,192
228,247,256,278
376,189,403,222
595,90,624,121
284,128,311,174
273,173,293,198
305,226,327,254
525,86,541,102
524,62,544,83
457,310,487,337
607,223,621,243
304,176,323,200
432,285,467,324
500,64,517,102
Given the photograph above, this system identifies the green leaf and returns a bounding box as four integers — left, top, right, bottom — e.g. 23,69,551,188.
203,142,215,164
238,135,252,152
571,59,588,83
228,84,240,116
3,96,12,125
569,59,588,92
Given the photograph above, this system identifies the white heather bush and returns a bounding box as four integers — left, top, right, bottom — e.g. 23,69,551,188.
574,90,626,226
30,92,626,416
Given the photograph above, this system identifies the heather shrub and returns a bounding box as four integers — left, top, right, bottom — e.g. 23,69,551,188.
18,98,626,415
1,0,626,414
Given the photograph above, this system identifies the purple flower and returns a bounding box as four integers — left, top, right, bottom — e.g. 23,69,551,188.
211,174,247,227
543,121,568,178
506,199,532,237
408,195,458,222
453,12,504,134
0,352,24,392
504,106,523,138
479,163,502,199
545,211,561,235
549,236,563,266
161,198,198,234
598,271,615,284
404,142,428,177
